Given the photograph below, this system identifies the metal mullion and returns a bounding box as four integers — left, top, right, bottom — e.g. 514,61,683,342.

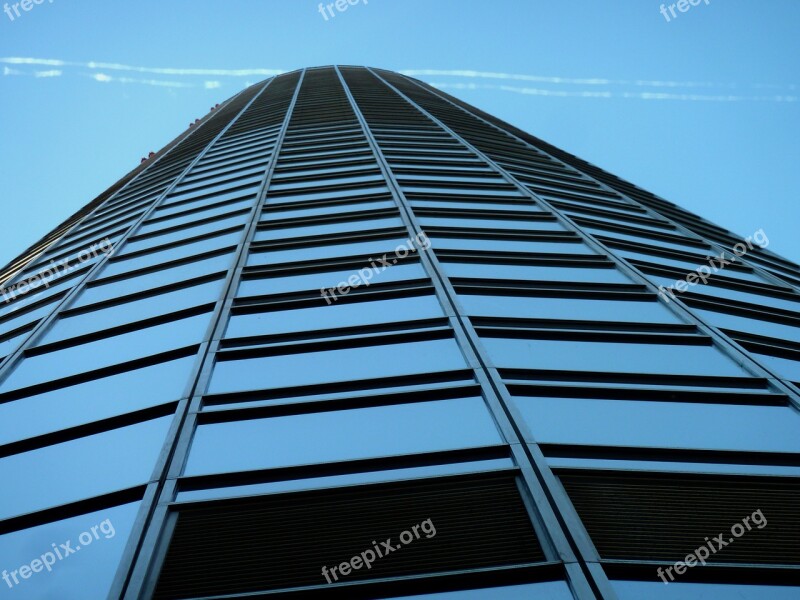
122,70,307,600
366,66,626,600
375,68,800,413
336,67,597,597
53,77,277,600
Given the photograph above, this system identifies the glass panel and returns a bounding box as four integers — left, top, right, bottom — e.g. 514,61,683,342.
419,216,565,232
0,329,29,360
696,309,800,344
0,300,59,340
121,212,249,255
586,227,708,253
247,238,411,267
461,295,681,324
483,337,751,378
612,580,800,600
0,416,171,520
41,280,224,345
383,581,575,599
754,352,800,382
442,262,631,284
431,237,588,255
514,395,800,452
647,275,800,314
254,217,404,242
411,200,544,213
1,313,210,393
0,501,140,600
270,185,390,204
261,200,395,222
208,338,468,394
618,250,768,284
185,397,502,476
138,197,253,235
0,356,196,446
226,296,444,339
238,263,428,298
97,231,241,280
74,253,233,308
178,459,515,502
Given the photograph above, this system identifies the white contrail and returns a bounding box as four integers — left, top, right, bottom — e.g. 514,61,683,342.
34,70,62,78
431,82,799,103
86,73,195,88
0,57,284,77
402,69,721,89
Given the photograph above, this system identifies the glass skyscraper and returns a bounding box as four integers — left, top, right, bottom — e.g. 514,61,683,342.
1,66,799,600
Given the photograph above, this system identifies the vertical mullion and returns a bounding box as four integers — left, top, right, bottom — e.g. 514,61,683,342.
121,69,307,600
337,66,601,600
370,68,800,411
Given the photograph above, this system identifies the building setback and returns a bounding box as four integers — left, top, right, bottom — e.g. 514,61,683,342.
1,66,799,600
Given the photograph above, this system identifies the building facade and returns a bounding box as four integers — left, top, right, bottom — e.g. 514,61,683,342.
1,66,799,599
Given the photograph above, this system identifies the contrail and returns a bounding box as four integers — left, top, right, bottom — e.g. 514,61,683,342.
431,82,799,103
0,57,285,77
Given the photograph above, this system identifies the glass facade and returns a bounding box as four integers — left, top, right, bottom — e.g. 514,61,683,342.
1,66,799,599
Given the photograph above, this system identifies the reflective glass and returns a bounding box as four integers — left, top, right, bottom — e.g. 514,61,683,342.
41,280,224,345
247,238,412,266
1,313,210,393
515,395,800,452
646,275,800,314
432,237,588,255
121,212,249,255
178,458,514,501
237,263,428,298
208,338,468,394
442,262,631,284
483,337,751,378
97,231,241,280
226,295,444,339
74,253,233,308
260,200,395,222
0,416,171,520
0,356,196,446
185,397,502,475
0,501,140,600
612,580,800,599
754,352,800,382
461,295,680,324
696,309,800,344
382,581,575,599
418,216,565,232
254,217,404,243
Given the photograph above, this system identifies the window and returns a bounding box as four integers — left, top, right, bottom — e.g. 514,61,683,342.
513,395,800,453
0,356,196,446
0,501,141,599
227,295,444,339
0,416,171,520
1,312,211,393
208,337,469,394
483,336,751,379
185,397,502,475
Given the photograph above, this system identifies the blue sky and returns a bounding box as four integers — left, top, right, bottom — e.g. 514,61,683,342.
1,0,798,267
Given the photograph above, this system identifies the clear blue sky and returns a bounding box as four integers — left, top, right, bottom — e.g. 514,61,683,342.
1,0,798,267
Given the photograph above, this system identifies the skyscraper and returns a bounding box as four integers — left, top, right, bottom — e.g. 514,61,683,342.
1,66,799,599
